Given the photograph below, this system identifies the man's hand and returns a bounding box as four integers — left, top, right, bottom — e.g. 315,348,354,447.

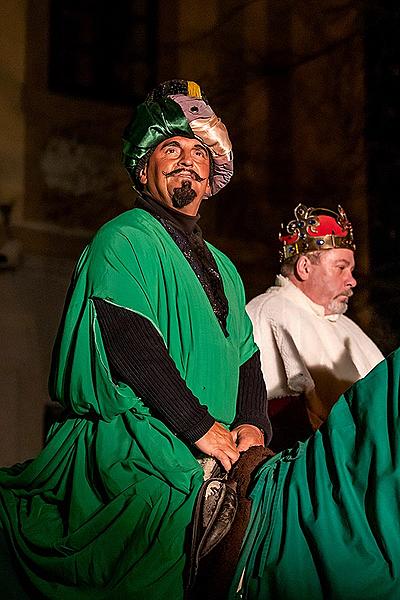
195,422,240,471
231,424,264,452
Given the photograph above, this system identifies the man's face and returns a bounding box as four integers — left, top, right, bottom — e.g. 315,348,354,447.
139,136,211,215
302,248,356,315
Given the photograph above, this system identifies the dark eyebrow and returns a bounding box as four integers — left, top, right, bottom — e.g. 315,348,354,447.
159,140,207,154
160,140,181,150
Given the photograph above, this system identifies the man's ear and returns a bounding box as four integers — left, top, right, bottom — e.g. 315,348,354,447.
294,255,311,281
205,180,212,197
139,165,148,185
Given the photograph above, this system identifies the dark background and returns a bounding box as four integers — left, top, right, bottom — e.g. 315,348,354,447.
46,0,400,354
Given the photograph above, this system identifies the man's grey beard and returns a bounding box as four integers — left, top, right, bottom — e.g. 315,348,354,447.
171,180,197,209
327,297,350,315
328,300,348,315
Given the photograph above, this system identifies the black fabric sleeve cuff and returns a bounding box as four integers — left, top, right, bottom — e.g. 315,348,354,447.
232,350,272,444
93,297,215,444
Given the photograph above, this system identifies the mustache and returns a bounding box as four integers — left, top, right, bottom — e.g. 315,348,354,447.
335,290,353,299
162,168,206,182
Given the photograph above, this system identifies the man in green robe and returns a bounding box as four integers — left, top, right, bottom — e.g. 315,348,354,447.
0,80,270,598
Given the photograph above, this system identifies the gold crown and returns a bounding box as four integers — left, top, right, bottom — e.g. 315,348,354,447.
279,203,355,263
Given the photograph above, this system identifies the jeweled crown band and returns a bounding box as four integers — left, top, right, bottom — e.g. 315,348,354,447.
280,233,356,262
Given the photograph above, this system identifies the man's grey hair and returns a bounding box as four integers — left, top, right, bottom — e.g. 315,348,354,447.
280,251,323,277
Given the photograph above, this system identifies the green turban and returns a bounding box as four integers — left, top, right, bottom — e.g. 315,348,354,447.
122,79,233,196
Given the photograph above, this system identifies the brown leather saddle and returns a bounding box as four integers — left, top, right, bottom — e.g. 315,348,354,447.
186,445,274,599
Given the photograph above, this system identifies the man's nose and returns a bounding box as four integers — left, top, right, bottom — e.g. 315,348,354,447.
178,149,193,166
346,272,357,288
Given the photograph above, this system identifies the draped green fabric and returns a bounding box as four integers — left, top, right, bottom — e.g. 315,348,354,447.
231,349,400,600
0,208,257,599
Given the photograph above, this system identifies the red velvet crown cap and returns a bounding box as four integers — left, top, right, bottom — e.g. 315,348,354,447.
281,214,349,245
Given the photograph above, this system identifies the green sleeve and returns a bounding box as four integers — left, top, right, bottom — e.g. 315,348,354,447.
49,225,164,421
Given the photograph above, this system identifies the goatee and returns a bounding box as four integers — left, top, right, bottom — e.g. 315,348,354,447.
171,180,197,209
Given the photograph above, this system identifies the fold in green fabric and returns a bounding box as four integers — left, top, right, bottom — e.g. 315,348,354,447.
231,349,399,599
0,208,257,599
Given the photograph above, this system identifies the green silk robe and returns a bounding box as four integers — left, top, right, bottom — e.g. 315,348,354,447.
0,208,257,599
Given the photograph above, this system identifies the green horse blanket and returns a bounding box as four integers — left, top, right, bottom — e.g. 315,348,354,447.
233,348,398,599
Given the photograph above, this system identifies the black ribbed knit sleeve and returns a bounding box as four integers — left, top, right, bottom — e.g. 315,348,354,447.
232,351,272,445
93,297,215,444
